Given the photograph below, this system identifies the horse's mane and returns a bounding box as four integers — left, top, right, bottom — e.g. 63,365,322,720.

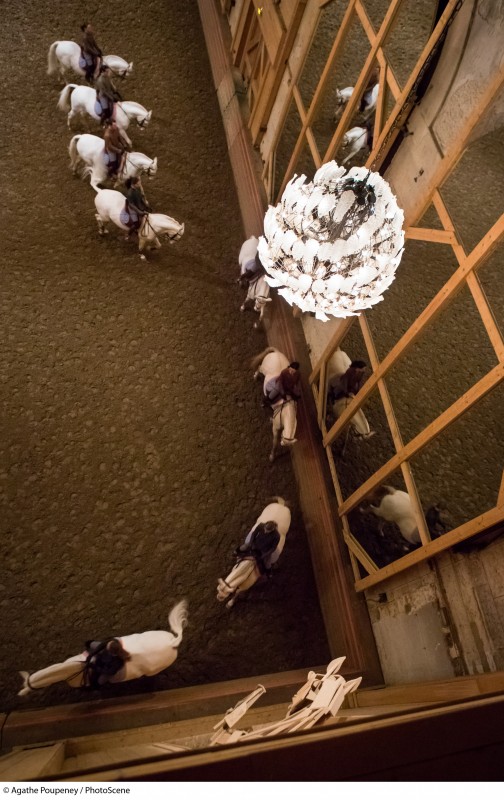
119,100,147,113
147,213,179,225
103,54,127,64
128,151,151,164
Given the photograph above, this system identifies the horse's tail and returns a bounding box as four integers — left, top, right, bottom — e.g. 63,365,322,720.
269,496,288,508
168,599,188,648
47,42,60,75
68,135,81,169
250,347,276,371
18,671,31,697
58,83,77,111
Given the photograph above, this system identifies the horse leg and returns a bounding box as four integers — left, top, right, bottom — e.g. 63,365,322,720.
90,170,102,192
254,304,266,330
138,236,148,261
67,108,77,129
95,213,107,235
269,426,280,463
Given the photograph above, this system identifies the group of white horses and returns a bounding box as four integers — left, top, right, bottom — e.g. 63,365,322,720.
50,39,184,259
336,80,379,165
17,41,307,699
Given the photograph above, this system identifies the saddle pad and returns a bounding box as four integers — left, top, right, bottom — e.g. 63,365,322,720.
119,207,130,226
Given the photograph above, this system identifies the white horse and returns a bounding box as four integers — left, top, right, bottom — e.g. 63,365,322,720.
334,83,379,121
69,133,158,190
18,600,188,696
341,124,373,165
328,348,374,441
364,486,420,545
251,347,298,461
47,41,132,82
217,499,291,608
58,85,152,148
334,86,354,120
238,236,271,328
241,274,271,329
94,189,185,260
239,235,259,277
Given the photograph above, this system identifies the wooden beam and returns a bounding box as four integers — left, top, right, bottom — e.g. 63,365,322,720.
324,0,404,164
355,505,504,591
355,0,377,45
431,190,455,232
306,126,322,169
405,227,456,245
359,315,431,545
348,547,363,583
339,361,504,516
373,57,388,143
306,0,357,125
343,528,379,575
292,83,307,125
367,0,462,172
277,0,357,199
377,46,401,100
323,212,504,447
315,361,326,425
498,471,504,508
465,271,504,364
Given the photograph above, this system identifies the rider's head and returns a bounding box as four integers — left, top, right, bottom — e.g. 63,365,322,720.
126,176,140,190
288,361,300,372
264,521,278,534
81,22,93,32
350,360,367,373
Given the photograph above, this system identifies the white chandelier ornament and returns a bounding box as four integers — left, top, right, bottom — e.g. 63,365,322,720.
258,162,405,321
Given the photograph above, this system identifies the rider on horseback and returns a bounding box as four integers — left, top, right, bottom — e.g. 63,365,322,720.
95,64,122,123
80,22,102,84
328,360,367,403
263,362,301,407
103,118,129,178
240,253,264,287
124,176,151,238
83,638,131,689
236,521,280,576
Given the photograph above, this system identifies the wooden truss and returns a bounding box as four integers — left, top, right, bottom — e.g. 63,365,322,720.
259,0,504,588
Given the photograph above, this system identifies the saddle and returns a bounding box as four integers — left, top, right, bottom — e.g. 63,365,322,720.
236,525,280,575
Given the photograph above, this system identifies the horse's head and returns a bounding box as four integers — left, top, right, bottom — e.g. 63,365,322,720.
138,110,152,129
168,221,184,242
145,156,158,178
217,558,260,606
253,295,272,313
272,399,297,448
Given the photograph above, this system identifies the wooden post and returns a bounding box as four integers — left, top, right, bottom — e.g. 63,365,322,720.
355,506,504,591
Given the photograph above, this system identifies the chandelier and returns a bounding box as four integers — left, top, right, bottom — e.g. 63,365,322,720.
258,162,405,321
